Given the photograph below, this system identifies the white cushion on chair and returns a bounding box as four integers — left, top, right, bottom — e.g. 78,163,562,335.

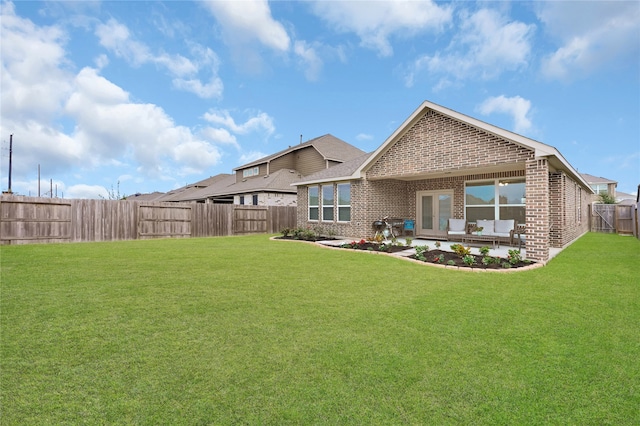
448,219,466,233
476,219,494,234
495,219,515,234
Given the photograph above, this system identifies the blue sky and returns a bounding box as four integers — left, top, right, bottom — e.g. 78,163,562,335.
1,0,638,199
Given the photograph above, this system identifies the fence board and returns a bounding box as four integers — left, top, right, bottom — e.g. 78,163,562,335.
0,197,71,244
0,196,297,244
590,204,616,233
234,207,268,234
615,205,634,234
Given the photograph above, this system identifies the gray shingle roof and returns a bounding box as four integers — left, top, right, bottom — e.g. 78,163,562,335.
212,169,302,195
580,173,617,184
157,174,234,202
292,152,372,185
234,134,365,170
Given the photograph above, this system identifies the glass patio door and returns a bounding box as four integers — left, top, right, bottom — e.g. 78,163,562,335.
416,191,452,237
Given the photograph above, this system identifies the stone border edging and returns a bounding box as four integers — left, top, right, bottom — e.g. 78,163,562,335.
270,236,544,273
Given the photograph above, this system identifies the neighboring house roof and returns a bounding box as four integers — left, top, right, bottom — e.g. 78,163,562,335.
580,173,617,185
180,174,238,201
125,191,166,201
188,169,302,200
616,191,636,205
157,174,233,202
234,134,365,171
295,100,593,192
290,152,371,184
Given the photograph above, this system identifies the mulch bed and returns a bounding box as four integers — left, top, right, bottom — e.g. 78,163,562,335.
410,249,533,269
276,236,535,270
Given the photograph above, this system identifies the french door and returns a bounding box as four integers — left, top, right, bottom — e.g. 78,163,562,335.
416,190,453,237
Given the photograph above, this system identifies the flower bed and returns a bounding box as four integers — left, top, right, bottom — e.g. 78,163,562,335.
410,244,534,269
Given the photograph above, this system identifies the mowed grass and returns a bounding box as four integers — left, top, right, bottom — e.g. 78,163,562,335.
1,233,638,424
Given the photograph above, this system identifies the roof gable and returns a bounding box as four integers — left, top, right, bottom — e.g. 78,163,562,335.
234,134,365,171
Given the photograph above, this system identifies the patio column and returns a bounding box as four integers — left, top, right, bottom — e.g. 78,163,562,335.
525,158,550,262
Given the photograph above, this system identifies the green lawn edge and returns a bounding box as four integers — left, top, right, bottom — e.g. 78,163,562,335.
2,232,639,424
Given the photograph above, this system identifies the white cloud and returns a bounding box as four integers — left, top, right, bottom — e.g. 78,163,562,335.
201,127,238,146
537,1,640,80
202,109,275,136
404,8,534,87
356,133,373,141
202,0,290,52
173,76,223,99
95,18,222,98
60,67,223,176
294,40,323,82
66,184,110,199
238,151,268,165
477,95,533,134
0,1,72,123
173,141,222,175
311,0,452,57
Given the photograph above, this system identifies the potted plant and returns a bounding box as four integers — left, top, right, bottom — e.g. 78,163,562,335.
476,226,484,236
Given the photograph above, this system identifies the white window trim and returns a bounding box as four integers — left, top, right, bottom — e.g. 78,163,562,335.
321,184,334,222
464,178,525,220
308,186,319,222
337,182,351,222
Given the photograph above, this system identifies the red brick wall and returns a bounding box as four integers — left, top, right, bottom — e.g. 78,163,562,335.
525,159,550,262
367,109,533,179
549,171,590,248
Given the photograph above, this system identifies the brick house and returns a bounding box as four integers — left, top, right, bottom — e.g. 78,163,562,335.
294,101,593,263
156,134,365,206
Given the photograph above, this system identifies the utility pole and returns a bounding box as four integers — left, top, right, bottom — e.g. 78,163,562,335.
7,134,13,193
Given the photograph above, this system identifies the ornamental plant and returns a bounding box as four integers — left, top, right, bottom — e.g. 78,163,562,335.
433,254,445,264
451,244,471,257
462,255,476,266
507,249,523,265
415,245,430,261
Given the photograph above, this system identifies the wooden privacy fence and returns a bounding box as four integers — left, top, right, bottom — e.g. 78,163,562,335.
0,196,297,245
590,203,638,237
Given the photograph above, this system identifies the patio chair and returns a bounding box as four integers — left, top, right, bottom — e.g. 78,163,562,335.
447,218,467,241
510,224,526,249
403,219,415,236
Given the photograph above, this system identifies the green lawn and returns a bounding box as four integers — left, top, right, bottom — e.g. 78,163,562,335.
1,232,639,424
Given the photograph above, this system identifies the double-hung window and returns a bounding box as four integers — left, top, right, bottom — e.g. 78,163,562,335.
465,179,525,223
322,185,334,221
337,183,351,221
308,186,319,220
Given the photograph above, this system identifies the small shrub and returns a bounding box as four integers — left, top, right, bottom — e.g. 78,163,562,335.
415,245,430,259
433,254,445,264
447,260,456,266
450,244,471,257
502,262,512,269
280,228,292,237
462,255,476,266
507,249,523,265
405,237,413,246
479,246,490,256
435,241,441,249
481,256,493,266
